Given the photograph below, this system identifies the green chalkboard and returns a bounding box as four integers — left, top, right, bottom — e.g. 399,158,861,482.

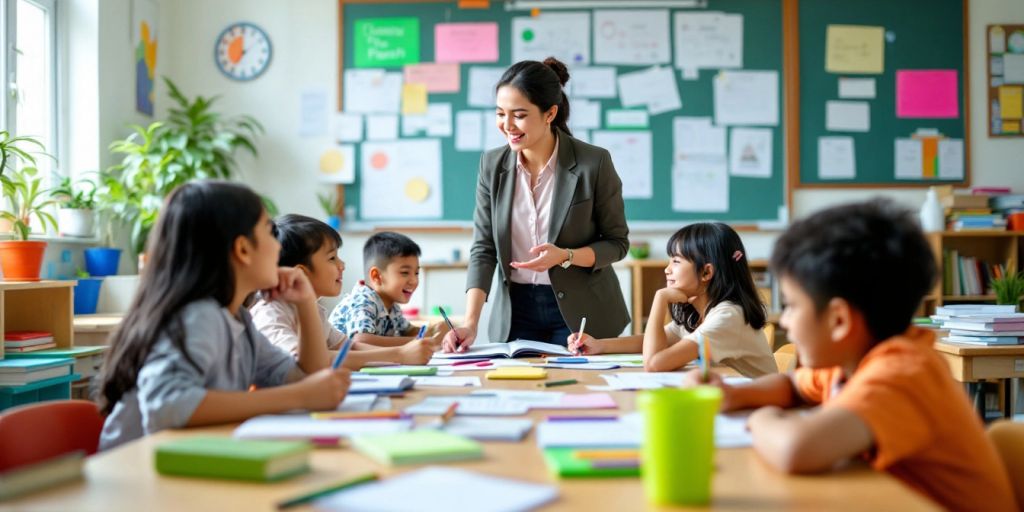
798,0,968,186
341,1,786,224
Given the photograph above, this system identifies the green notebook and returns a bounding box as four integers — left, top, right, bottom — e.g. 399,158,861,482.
359,366,437,376
155,436,311,481
542,448,640,478
351,430,483,466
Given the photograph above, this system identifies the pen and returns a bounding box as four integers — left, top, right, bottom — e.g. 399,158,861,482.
416,324,427,339
540,379,578,388
276,473,378,509
572,317,588,355
332,338,353,370
438,306,463,350
451,359,489,366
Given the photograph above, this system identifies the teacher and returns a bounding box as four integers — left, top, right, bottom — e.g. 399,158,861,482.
443,57,630,352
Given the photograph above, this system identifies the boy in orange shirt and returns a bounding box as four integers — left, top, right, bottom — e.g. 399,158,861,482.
689,200,1016,511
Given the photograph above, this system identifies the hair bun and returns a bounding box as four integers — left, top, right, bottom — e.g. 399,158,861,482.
542,57,570,87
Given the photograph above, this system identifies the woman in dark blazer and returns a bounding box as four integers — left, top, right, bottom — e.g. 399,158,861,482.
442,58,631,352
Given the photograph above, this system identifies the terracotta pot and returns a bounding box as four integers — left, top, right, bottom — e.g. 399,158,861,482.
0,240,47,281
1008,212,1024,232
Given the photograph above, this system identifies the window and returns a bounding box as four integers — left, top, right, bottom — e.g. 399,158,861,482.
3,0,58,179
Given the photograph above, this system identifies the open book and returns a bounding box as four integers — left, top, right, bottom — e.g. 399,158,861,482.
431,340,572,360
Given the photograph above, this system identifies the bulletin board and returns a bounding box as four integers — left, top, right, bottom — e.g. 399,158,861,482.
987,24,1024,137
795,0,970,187
334,0,788,226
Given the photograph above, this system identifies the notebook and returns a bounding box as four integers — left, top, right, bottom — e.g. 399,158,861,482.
542,448,640,478
0,451,83,501
3,343,57,353
4,331,54,344
485,367,547,380
349,375,414,394
233,415,413,442
430,417,534,442
313,467,558,512
155,437,311,481
432,340,572,360
0,358,73,386
350,430,483,466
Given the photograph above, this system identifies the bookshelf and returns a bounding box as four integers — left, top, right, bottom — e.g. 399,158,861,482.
0,281,75,359
924,232,1021,315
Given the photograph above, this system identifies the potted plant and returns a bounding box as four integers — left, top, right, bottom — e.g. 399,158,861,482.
0,131,47,233
72,267,104,315
317,190,342,231
51,175,97,237
992,271,1024,312
0,166,59,280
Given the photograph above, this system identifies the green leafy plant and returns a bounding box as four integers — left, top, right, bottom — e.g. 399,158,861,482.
51,176,97,210
992,271,1024,309
317,190,341,218
0,131,45,181
1,166,59,240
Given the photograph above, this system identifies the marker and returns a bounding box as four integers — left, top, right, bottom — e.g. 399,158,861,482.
540,379,578,388
438,306,463,350
416,324,427,339
332,338,353,370
276,473,378,509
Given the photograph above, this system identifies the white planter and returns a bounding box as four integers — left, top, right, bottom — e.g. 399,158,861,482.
58,208,96,237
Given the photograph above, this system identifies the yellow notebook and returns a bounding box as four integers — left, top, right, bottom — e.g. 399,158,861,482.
486,367,548,380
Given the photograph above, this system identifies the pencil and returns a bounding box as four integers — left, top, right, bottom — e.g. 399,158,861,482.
540,379,578,388
332,338,353,370
441,401,459,424
276,473,378,509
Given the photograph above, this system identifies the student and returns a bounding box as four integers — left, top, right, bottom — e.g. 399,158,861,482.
250,214,436,367
329,232,441,347
97,182,351,451
686,200,1016,511
569,223,777,378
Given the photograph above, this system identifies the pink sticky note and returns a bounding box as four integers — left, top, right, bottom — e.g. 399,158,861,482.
404,63,461,93
551,393,619,410
896,70,960,119
435,22,499,63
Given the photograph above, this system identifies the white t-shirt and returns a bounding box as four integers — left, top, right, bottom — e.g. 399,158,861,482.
250,299,347,357
668,301,777,378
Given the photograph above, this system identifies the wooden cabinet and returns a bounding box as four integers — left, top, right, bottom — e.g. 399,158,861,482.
0,281,75,359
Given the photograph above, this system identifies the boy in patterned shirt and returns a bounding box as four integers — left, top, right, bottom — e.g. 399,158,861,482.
330,232,445,347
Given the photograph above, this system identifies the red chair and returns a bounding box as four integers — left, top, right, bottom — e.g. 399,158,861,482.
0,400,104,472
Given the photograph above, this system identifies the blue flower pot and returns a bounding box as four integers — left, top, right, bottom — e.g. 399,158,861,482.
73,277,103,315
327,215,342,231
84,248,121,277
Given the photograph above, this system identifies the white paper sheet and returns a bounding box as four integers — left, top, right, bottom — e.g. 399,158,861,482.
300,88,329,137
817,136,856,179
598,372,685,390
674,12,743,70
366,114,398,141
318,145,356,184
333,112,363,143
938,138,965,179
360,139,442,219
592,130,653,199
673,156,729,213
402,103,453,137
467,66,506,108
566,66,618,98
234,416,412,440
826,100,870,132
433,417,534,442
618,66,682,116
673,117,726,157
1003,53,1024,84
483,113,508,150
894,138,923,180
838,77,877,99
455,110,483,151
593,10,671,65
713,70,779,126
512,12,590,65
607,109,649,128
729,128,773,178
570,99,602,130
412,376,482,388
343,69,402,114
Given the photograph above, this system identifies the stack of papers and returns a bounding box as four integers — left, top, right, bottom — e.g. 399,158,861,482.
233,415,412,442
932,305,1024,345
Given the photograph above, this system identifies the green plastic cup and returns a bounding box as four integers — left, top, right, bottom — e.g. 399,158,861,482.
637,386,722,506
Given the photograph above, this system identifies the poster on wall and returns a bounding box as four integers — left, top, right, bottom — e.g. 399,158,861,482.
132,0,158,116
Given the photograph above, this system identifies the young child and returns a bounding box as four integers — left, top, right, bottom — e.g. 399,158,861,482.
687,200,1016,511
329,232,436,346
97,182,350,451
569,223,777,378
250,215,437,368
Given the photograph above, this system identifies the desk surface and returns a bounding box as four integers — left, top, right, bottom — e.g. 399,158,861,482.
933,340,1024,356
2,366,937,512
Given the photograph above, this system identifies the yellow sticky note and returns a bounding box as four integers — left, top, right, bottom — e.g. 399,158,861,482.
826,25,885,74
404,178,430,203
999,86,1023,120
1003,121,1021,134
401,83,428,115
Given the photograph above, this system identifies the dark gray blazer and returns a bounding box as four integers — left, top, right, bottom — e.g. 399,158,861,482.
466,129,631,343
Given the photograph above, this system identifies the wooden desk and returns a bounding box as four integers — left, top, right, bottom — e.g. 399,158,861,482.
3,366,936,511
933,340,1024,419
72,314,123,346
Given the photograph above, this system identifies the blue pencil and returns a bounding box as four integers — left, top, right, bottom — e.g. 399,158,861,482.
332,338,353,369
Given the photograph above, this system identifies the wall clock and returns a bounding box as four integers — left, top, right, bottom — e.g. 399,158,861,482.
215,22,272,81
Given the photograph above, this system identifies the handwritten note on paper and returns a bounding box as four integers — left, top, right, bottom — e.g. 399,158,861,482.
894,138,923,180
607,109,649,129
593,10,671,65
566,67,618,99
512,13,590,65
673,157,729,213
404,63,460,93
938,138,964,180
592,131,652,199
714,70,779,126
729,128,773,178
896,70,959,119
455,110,483,151
817,136,855,179
674,12,743,70
826,25,884,74
618,66,682,116
344,69,402,114
360,139,442,220
673,117,726,158
826,101,870,132
467,66,506,108
435,22,498,63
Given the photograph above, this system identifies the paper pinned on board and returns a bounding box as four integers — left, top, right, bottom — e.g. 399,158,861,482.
402,83,429,115
402,103,453,137
1000,85,1024,119
1004,54,1024,84
729,127,773,178
566,67,618,99
673,156,729,213
592,130,653,199
435,22,499,63
894,138,923,180
404,63,460,93
838,77,876,99
817,136,856,180
674,11,743,70
826,25,885,74
618,66,682,116
360,139,442,219
826,100,871,132
334,112,364,143
512,12,590,65
299,87,329,137
344,69,403,114
467,66,506,108
896,70,960,119
713,70,779,126
366,114,399,141
483,113,508,150
607,109,649,129
319,144,356,184
673,116,726,158
938,138,964,180
455,110,484,151
570,99,602,130
593,9,671,65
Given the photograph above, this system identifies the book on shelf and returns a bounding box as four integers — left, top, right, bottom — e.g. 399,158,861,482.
942,250,1005,297
3,343,57,353
941,193,991,210
0,358,74,386
944,335,1023,346
4,347,107,380
4,331,55,349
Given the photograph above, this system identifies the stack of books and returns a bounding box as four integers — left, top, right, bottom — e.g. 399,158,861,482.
941,193,1005,231
942,250,1006,296
0,358,74,386
931,305,1024,346
3,331,56,353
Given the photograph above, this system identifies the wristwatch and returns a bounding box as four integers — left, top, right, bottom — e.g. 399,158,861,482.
559,248,574,269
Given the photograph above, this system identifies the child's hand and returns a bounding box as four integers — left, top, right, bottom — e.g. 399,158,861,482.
567,332,603,355
431,321,451,337
298,367,351,410
682,369,738,411
265,267,316,304
655,287,692,305
442,327,476,353
399,338,435,365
